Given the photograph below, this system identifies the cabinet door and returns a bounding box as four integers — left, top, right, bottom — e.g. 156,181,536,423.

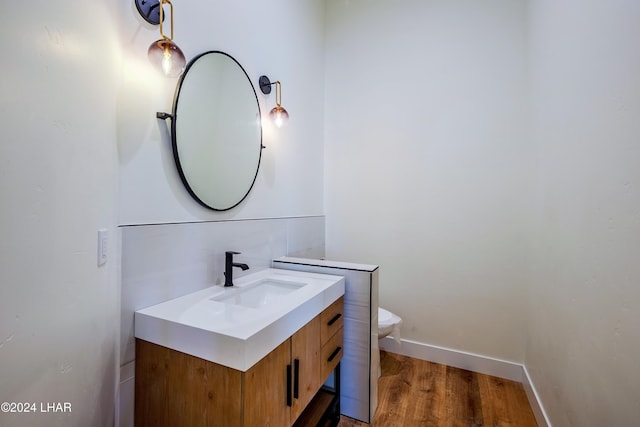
243,338,291,427
290,316,321,422
135,339,242,427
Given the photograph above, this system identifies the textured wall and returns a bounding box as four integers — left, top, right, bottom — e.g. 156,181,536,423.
0,1,120,426
527,0,640,424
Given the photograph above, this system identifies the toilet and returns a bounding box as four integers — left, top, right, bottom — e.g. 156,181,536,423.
376,307,402,378
378,307,402,340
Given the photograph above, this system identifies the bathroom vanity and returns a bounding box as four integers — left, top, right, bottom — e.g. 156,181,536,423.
134,269,345,426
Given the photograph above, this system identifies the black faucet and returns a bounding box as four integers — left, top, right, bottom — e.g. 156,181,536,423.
224,251,249,287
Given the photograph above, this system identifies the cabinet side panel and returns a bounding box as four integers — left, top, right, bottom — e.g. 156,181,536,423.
135,339,242,427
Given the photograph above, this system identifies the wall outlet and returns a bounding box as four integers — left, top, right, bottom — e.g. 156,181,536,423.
98,229,108,266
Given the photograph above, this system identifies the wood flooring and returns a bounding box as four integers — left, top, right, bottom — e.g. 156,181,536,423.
338,351,537,427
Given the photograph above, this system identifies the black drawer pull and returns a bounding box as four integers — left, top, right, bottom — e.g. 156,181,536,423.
327,346,342,362
327,313,342,326
286,364,292,407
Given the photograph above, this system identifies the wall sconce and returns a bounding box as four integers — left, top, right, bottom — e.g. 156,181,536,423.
135,0,186,78
259,75,289,128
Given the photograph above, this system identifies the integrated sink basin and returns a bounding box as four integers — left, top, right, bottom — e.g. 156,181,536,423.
135,268,344,371
210,278,307,308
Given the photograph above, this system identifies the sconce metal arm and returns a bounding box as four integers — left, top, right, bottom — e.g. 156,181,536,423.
157,112,173,120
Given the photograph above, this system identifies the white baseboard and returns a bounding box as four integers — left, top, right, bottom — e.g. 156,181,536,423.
117,362,135,427
379,337,523,381
522,365,552,427
378,337,550,427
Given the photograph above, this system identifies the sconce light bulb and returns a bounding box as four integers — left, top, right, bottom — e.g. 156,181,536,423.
162,47,173,76
148,39,186,78
269,106,289,128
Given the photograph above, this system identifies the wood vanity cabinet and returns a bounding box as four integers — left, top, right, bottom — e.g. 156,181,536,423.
135,296,344,427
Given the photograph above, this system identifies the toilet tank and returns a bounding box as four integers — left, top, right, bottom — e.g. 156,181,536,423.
273,257,379,423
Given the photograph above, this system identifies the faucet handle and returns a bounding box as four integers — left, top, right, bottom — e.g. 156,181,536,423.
226,251,241,256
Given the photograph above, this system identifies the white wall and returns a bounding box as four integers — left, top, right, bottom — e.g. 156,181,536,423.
0,1,120,426
324,0,531,362
527,0,640,425
118,0,326,225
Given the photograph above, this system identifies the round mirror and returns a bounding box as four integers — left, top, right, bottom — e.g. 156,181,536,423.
171,51,262,211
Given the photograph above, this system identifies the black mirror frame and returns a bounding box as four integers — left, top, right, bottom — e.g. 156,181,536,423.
166,51,263,211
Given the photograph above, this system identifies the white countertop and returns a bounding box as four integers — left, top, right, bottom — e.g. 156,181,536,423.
135,268,345,371
274,256,379,272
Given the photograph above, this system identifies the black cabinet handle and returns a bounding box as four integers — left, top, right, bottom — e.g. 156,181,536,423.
293,359,300,399
327,346,342,362
286,364,292,407
327,313,342,326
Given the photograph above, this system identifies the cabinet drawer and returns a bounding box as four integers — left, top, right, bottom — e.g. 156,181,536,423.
320,327,343,380
320,297,344,345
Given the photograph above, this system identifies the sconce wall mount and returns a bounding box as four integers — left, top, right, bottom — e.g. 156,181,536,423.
135,0,163,25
